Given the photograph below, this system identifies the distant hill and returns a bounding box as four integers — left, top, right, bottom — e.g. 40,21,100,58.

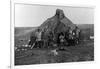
77,24,94,30
15,27,37,41
15,27,37,36
76,24,94,40
77,24,94,36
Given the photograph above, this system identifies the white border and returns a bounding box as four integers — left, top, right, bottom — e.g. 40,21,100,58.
11,0,96,69
10,0,14,69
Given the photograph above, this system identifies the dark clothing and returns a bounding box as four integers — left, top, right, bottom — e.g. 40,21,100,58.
65,32,69,40
34,40,44,48
28,36,36,46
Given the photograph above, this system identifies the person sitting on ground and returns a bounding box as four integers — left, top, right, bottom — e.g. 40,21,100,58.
58,32,65,46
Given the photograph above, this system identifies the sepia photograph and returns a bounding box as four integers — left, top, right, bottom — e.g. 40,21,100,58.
14,4,94,66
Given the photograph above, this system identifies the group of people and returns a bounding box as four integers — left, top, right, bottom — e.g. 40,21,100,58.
28,26,81,49
57,26,81,46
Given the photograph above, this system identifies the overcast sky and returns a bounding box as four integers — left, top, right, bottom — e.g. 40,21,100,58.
15,4,94,27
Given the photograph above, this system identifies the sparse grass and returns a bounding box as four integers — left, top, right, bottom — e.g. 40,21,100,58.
15,40,94,65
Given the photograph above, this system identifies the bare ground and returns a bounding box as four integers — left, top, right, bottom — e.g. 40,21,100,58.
15,40,94,65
